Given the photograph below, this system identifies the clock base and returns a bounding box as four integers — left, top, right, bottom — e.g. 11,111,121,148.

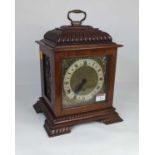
33,97,123,137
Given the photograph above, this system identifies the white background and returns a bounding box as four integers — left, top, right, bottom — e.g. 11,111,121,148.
15,0,138,155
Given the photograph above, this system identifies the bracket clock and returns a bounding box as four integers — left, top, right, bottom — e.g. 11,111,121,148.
33,10,123,137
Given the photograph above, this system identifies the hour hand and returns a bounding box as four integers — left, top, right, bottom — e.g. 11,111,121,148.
74,79,87,93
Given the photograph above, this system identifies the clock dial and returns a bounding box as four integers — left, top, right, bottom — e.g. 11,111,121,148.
62,56,108,108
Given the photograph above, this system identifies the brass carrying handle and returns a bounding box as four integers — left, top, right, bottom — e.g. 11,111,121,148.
67,9,87,26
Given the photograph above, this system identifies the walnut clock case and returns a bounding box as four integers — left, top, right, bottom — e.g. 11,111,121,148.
33,10,123,137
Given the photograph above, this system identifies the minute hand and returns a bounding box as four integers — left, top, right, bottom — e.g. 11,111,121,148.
74,79,87,93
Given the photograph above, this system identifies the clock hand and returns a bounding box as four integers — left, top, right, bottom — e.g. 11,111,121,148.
75,79,87,93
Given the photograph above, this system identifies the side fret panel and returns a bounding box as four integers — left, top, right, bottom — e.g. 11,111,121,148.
43,54,52,102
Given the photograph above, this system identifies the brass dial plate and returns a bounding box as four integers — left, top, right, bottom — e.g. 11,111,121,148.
62,56,109,108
